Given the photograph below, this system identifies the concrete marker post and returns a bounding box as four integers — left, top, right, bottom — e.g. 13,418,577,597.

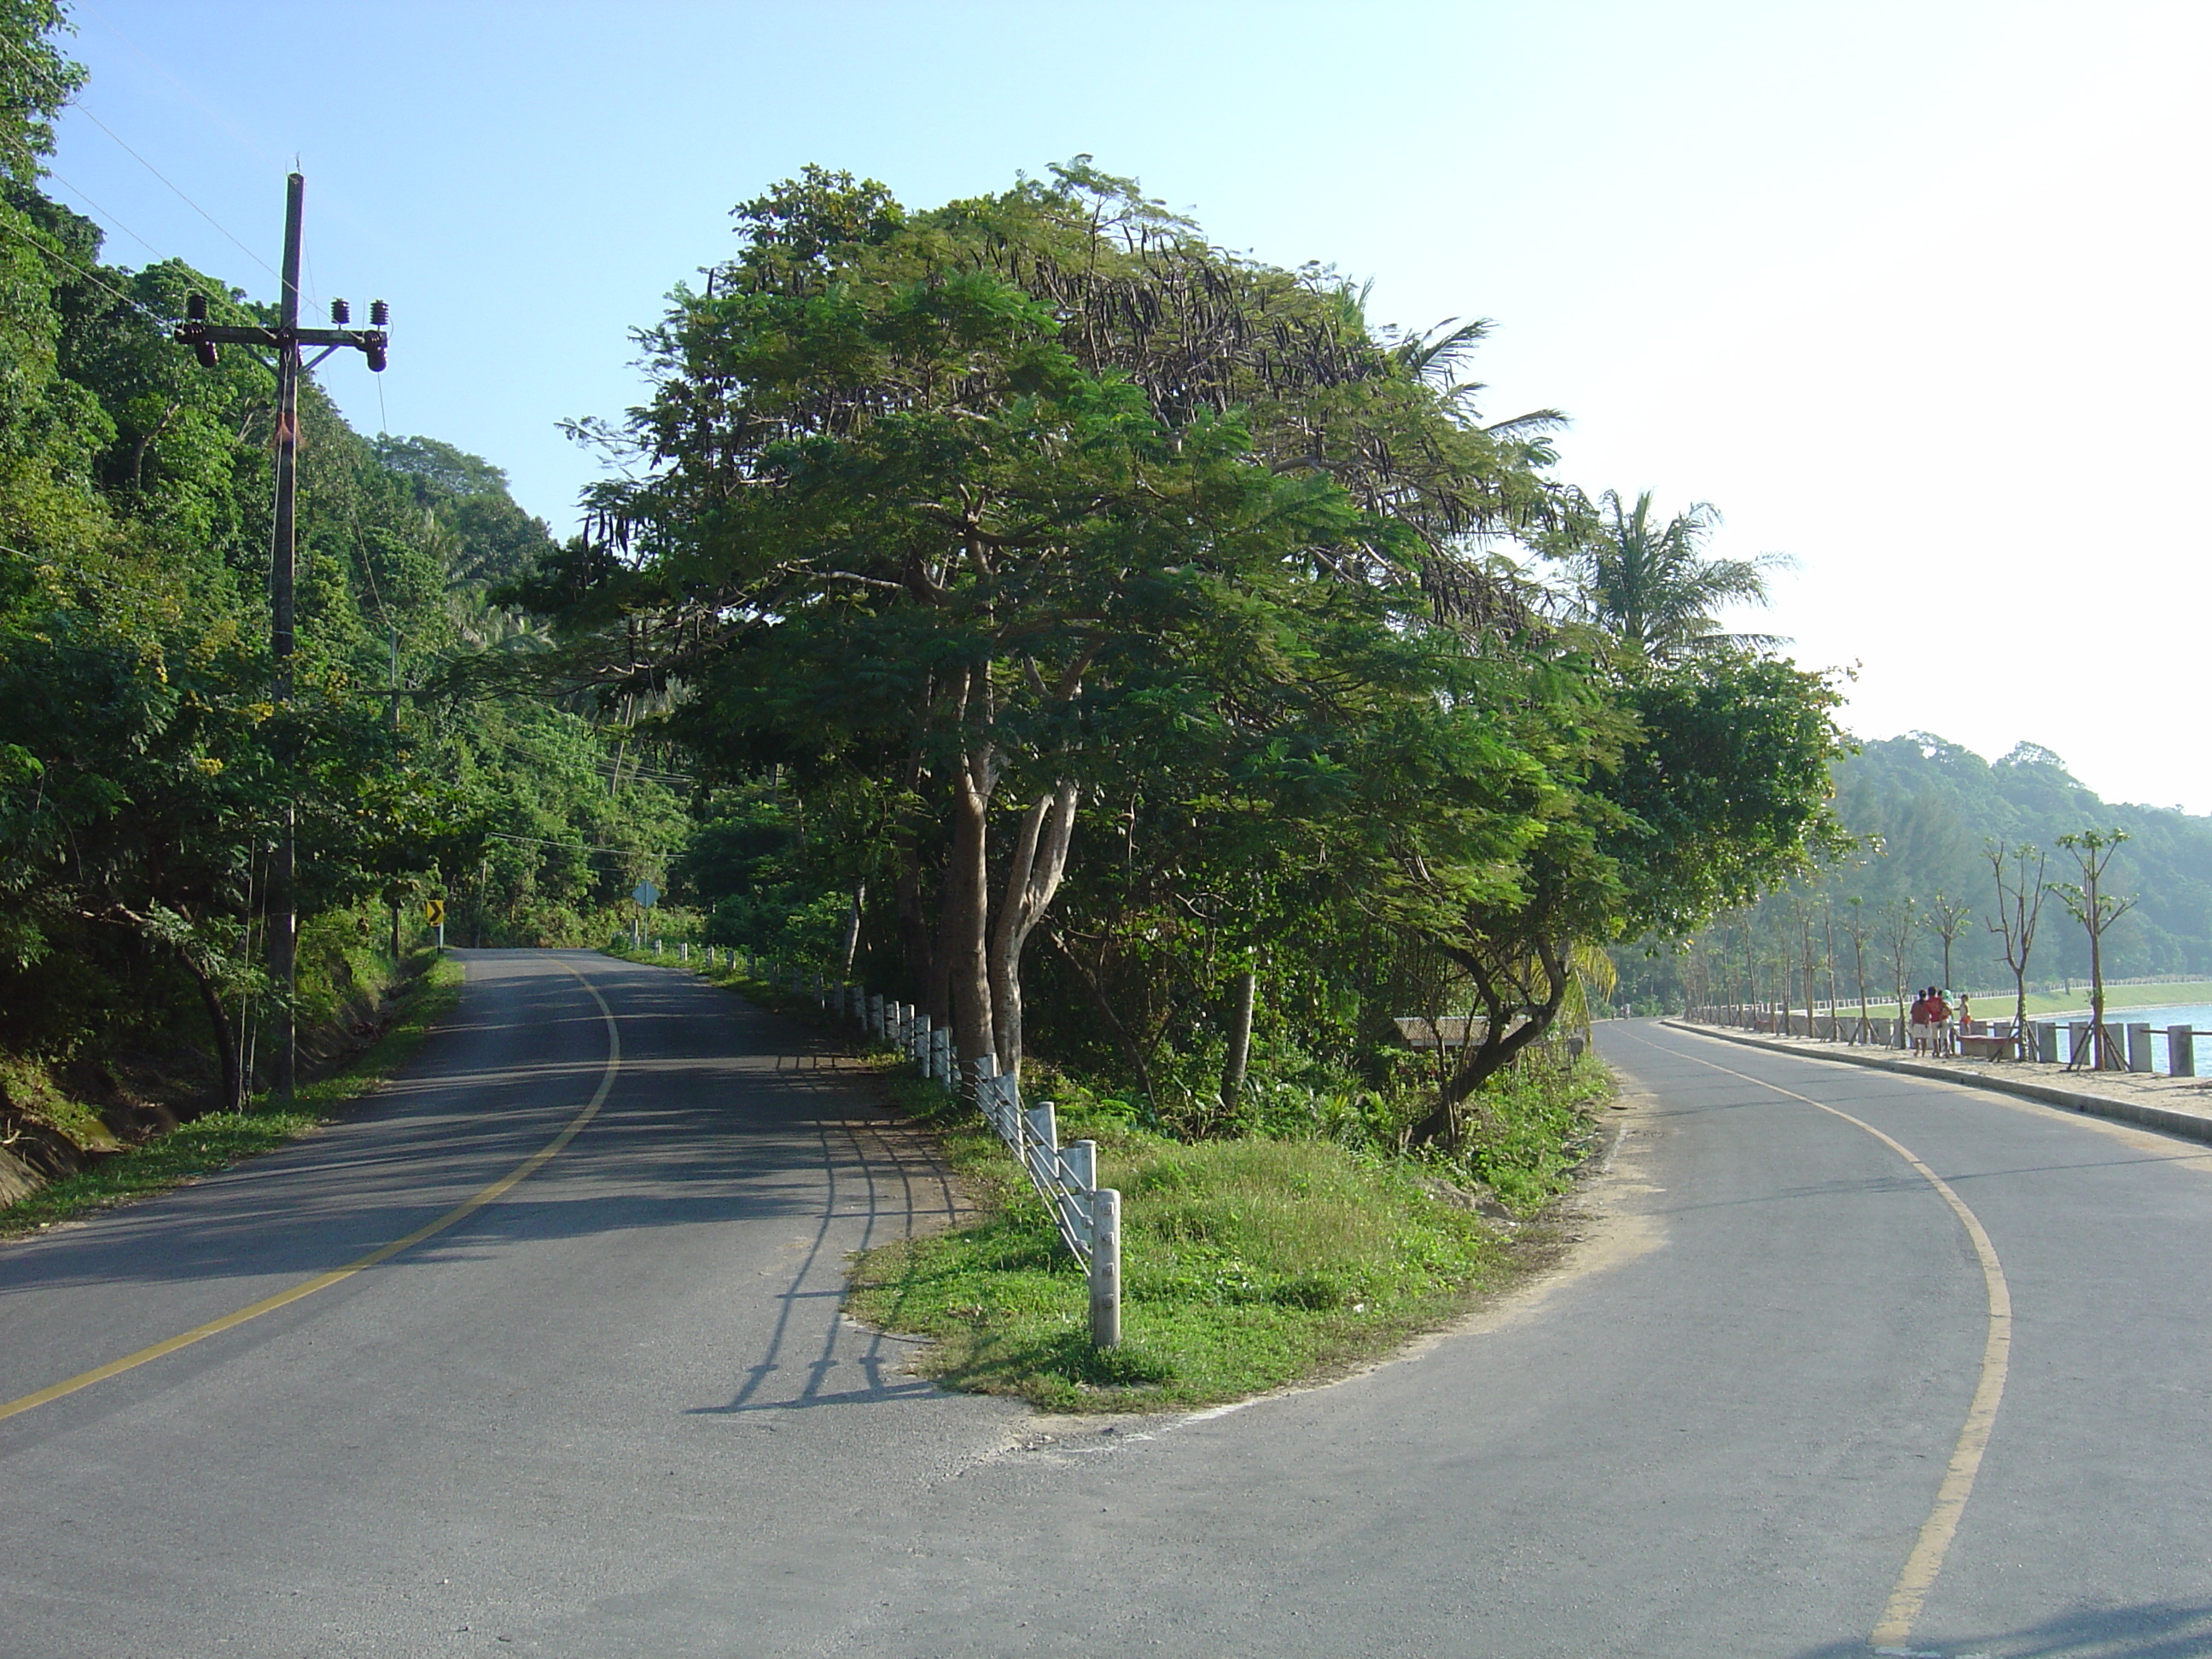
2171,1026,2196,1078
1089,1189,1122,1349
1062,1138,1097,1194
2128,1022,2154,1074
1024,1100,1058,1188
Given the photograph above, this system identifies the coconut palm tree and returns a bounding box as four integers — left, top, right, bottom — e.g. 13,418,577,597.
1562,488,1790,661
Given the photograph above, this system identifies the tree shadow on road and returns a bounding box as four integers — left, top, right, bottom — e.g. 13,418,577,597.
1791,1598,2212,1659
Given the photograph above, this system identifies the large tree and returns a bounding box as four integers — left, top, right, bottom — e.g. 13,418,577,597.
520,160,1852,1137
526,162,1571,1078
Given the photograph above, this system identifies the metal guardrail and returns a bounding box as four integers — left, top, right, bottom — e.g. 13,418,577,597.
970,1055,1122,1348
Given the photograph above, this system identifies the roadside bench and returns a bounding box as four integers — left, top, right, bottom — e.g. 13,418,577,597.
1958,1033,2018,1061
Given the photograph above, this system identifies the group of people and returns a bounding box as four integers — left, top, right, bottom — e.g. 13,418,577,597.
1908,986,1964,1057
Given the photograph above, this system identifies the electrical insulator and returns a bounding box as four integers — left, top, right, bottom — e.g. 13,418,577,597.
369,300,388,327
185,292,208,322
194,341,219,369
330,298,350,324
366,341,387,373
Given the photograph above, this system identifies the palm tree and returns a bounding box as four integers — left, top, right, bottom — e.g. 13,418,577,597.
1561,489,1790,661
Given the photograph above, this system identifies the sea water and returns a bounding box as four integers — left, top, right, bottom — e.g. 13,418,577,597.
2030,1003,2212,1073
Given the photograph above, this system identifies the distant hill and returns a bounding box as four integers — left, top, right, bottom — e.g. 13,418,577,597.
1830,734,2212,987
1618,734,2212,1005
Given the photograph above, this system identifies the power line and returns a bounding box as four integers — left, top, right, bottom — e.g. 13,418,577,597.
469,728,694,787
485,830,650,858
66,97,279,281
73,2,288,172
38,167,162,261
0,175,238,331
0,212,172,328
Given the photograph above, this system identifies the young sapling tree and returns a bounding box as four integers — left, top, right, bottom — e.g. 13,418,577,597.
1985,839,2047,1062
2056,829,2137,1070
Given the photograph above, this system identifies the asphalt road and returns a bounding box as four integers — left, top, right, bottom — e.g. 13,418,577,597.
4,965,2210,1657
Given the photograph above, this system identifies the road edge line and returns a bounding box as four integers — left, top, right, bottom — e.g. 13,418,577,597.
1629,1029,2011,1651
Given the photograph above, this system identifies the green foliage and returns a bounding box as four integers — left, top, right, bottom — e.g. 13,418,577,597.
0,2,81,189
670,789,854,959
1632,735,2212,1011
0,952,461,1238
515,160,1848,1172
1551,489,1788,661
1457,1051,1613,1211
1597,650,1852,934
0,5,684,1105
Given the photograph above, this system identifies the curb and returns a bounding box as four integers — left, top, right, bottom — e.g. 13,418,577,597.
1658,1019,2212,1148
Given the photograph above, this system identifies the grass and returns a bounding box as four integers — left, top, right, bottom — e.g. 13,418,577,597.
613,941,1607,1412
0,1052,122,1153
0,952,464,1242
1992,980,2212,1017
1459,1054,1615,1212
846,1075,1524,1412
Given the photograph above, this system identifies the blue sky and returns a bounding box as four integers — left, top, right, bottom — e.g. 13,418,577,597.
45,1,2212,810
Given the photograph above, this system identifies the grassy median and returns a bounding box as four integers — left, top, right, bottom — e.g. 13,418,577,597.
0,953,464,1241
845,1075,1530,1412
624,943,1606,1412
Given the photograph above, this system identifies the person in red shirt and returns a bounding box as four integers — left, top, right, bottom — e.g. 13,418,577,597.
1909,989,1932,1054
1930,988,1954,1057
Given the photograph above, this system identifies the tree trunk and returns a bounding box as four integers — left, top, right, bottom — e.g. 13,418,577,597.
181,950,241,1117
986,778,1080,1075
2087,867,2109,1069
946,768,996,1068
1220,969,1256,1107
1406,939,1570,1150
839,880,866,974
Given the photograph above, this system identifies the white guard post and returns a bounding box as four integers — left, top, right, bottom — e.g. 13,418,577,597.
970,1057,1121,1348
822,992,1121,1346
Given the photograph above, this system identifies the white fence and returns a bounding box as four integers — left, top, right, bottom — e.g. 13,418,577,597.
1685,1001,2208,1077
667,946,1123,1348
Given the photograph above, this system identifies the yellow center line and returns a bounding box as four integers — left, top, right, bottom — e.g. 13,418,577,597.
0,959,622,1427
1633,1028,2011,1653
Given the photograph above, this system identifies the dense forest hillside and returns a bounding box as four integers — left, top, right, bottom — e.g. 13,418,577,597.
1833,735,2212,982
1615,733,2212,1009
0,13,684,1126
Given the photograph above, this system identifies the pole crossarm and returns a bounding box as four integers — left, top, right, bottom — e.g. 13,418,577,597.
176,323,388,352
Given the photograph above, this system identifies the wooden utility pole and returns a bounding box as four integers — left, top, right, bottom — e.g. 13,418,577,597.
176,172,388,1098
